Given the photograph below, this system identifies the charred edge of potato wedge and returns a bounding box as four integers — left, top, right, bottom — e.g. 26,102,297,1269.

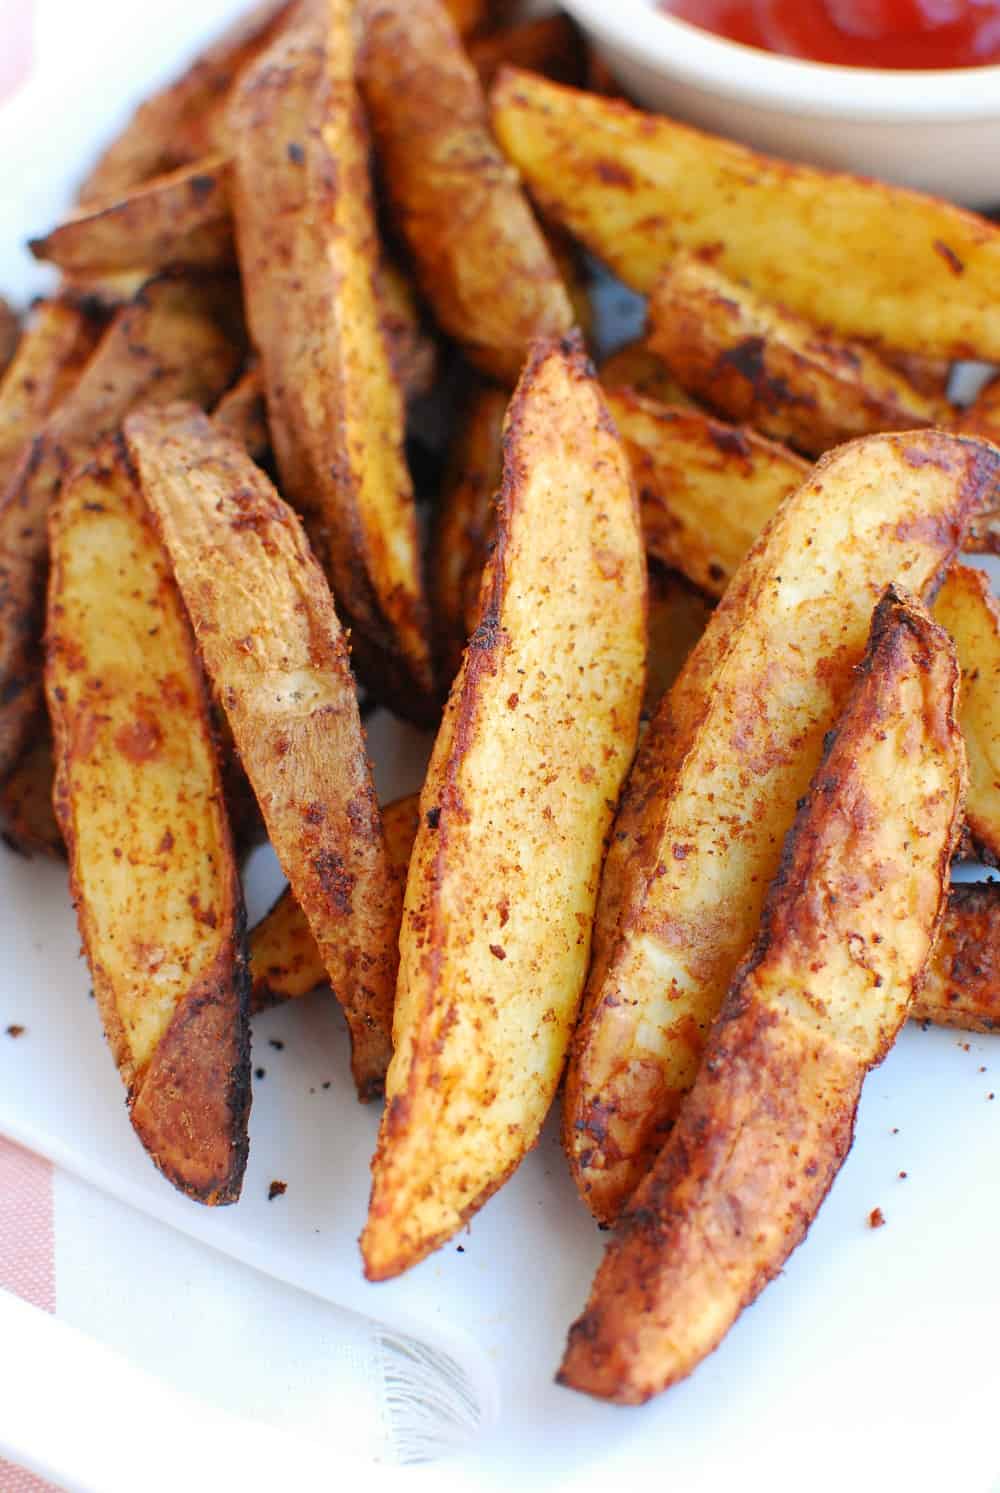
362,333,646,1281
357,0,574,383
646,255,943,460
124,400,399,1100
30,157,235,277
469,14,587,92
46,437,250,1204
932,563,1000,865
489,69,1000,364
913,881,1000,1032
563,430,1000,1227
0,727,63,859
559,586,965,1404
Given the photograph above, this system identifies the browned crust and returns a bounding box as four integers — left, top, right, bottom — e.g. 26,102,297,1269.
0,727,63,859
468,15,586,93
0,297,19,376
559,588,965,1402
375,259,440,405
211,364,269,463
914,881,1000,1032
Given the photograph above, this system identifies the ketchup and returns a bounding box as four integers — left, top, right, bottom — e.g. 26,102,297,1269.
662,0,1000,67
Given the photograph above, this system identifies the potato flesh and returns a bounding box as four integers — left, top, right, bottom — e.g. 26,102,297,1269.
125,402,399,1099
647,256,942,458
490,70,1000,363
559,589,964,1403
46,443,248,1203
361,338,646,1279
563,430,1000,1225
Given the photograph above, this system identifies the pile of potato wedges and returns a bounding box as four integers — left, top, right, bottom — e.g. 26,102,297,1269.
5,0,1000,1408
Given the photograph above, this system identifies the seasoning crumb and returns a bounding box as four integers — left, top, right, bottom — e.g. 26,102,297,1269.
898,1171,907,1180
5,1024,24,1038
869,1207,886,1229
322,1081,331,1090
456,1245,465,1253
255,1067,266,1079
268,1038,285,1051
961,1042,971,1052
989,1093,996,1101
268,1180,287,1202
980,1066,988,1073
891,1127,899,1135
489,943,507,961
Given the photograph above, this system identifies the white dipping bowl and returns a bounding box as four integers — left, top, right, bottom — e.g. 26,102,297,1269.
560,0,1000,208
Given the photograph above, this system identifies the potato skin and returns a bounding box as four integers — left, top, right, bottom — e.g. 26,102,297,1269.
932,564,1000,864
32,157,234,277
647,256,942,459
564,430,1000,1226
560,588,965,1403
0,730,63,859
125,402,400,1100
599,341,694,409
0,275,242,782
644,566,711,720
913,882,1000,1032
491,70,1000,363
469,15,586,93
357,0,573,382
0,298,104,493
0,297,17,375
45,439,250,1204
362,336,646,1280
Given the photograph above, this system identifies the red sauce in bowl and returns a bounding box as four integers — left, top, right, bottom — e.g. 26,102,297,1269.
660,0,1000,67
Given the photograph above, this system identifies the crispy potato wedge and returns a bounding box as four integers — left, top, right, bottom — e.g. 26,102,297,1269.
932,565,1000,864
78,0,296,203
125,402,401,1099
32,157,234,277
953,377,1000,551
647,256,942,458
0,729,62,859
604,388,807,599
560,587,965,1403
0,299,104,492
212,364,269,463
45,439,250,1203
361,337,646,1280
0,276,242,781
357,0,574,382
228,3,435,718
491,71,1000,363
599,341,693,408
564,430,1000,1225
644,566,711,718
913,881,1000,1032
0,297,18,375
431,382,508,682
376,259,440,404
250,794,419,1011
469,14,586,92
442,0,489,35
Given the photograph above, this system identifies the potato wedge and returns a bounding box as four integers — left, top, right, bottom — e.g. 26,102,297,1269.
604,389,807,599
250,794,419,1011
560,586,965,1403
125,402,401,1099
912,882,1000,1033
45,439,250,1203
644,566,711,718
932,565,1000,864
599,341,693,408
357,0,574,382
442,0,489,35
0,730,62,859
469,14,586,92
953,377,1000,552
0,276,243,781
564,430,1000,1226
647,256,942,458
228,2,435,718
362,337,646,1280
491,71,1000,363
0,297,18,375
32,157,234,277
0,298,104,492
431,382,508,683
376,259,440,404
212,364,269,463
78,0,296,203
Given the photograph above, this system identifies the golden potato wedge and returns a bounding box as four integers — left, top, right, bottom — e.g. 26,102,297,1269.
0,276,243,781
564,430,1000,1226
228,3,435,719
32,157,234,277
357,0,574,382
125,402,401,1099
469,14,586,92
912,882,1000,1033
431,382,508,683
560,586,965,1403
362,337,645,1280
599,341,693,408
647,256,942,458
644,566,711,719
0,730,62,859
77,0,297,203
45,439,250,1203
249,794,419,1011
212,364,269,463
932,565,1000,864
0,297,18,375
442,0,489,35
0,298,104,492
604,388,807,599
376,259,440,404
491,71,1000,363
953,377,1000,552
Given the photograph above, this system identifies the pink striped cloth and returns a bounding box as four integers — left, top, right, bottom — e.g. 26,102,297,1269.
0,1139,60,1492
